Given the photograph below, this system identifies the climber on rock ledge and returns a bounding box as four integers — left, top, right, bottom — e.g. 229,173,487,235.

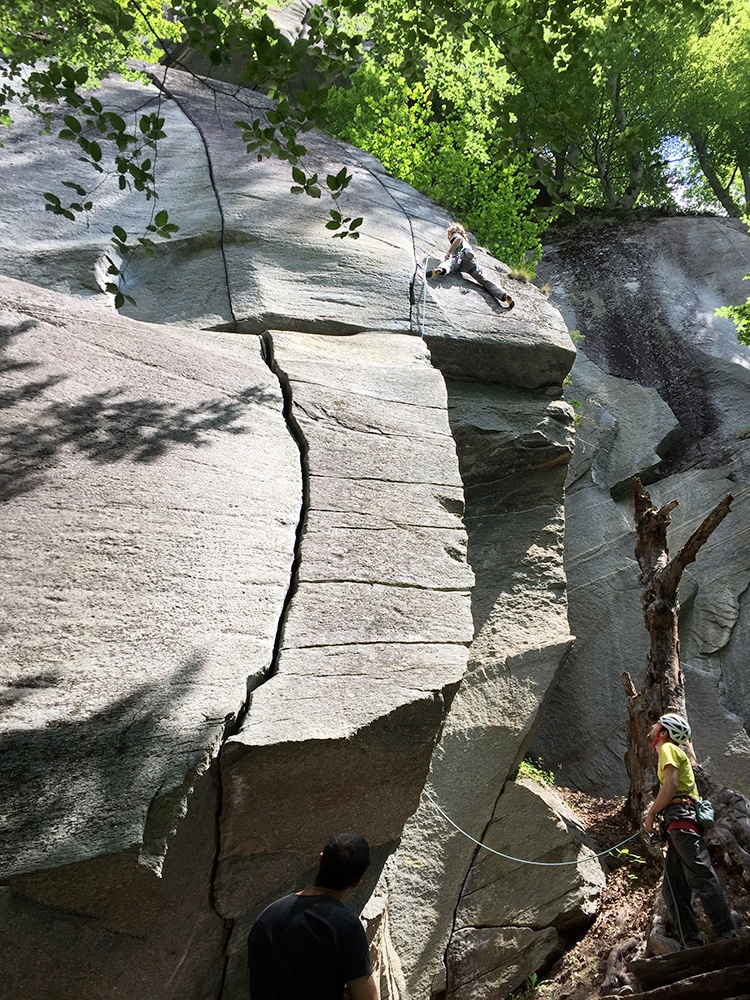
426,223,515,310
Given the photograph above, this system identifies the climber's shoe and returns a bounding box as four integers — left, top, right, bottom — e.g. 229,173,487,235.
501,293,515,311
426,268,443,279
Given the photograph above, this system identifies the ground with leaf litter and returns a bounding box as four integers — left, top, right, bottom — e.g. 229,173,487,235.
513,789,750,1000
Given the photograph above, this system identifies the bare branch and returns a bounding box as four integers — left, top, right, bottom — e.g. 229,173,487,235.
658,493,733,594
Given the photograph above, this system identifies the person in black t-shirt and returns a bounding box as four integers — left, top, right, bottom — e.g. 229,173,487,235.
248,832,378,1000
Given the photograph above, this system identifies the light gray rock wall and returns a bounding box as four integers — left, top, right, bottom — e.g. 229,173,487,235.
215,329,475,997
445,779,606,1000
0,66,576,1000
366,375,576,999
534,217,750,796
0,275,300,999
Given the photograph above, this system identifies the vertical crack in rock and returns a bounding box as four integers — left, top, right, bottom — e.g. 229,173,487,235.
207,332,308,1000
145,70,238,331
255,331,309,695
332,140,425,331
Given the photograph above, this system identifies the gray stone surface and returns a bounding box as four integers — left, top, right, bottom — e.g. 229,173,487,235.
0,275,301,879
216,330,474,995
535,218,750,795
1,766,227,1000
539,216,750,467
566,353,680,494
445,779,606,1000
0,66,577,1000
446,926,559,1000
0,70,575,364
368,381,575,999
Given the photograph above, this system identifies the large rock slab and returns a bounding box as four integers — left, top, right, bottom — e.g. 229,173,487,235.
0,66,577,1000
0,275,300,877
445,779,606,1000
566,353,680,494
366,381,576,999
0,275,301,998
0,70,574,376
215,330,474,997
539,216,750,469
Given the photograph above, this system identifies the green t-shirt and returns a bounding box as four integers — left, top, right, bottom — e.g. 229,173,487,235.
658,741,698,799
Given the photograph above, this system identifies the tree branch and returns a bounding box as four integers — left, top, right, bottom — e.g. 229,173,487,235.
658,493,733,594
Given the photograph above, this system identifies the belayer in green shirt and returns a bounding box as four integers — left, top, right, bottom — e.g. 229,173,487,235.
645,713,735,947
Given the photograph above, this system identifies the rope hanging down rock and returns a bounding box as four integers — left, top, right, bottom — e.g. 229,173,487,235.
424,789,640,867
409,245,429,338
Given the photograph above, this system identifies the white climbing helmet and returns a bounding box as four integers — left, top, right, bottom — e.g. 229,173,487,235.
659,713,692,745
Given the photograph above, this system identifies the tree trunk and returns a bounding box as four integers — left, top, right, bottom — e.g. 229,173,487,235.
690,131,742,217
608,72,644,209
622,477,733,822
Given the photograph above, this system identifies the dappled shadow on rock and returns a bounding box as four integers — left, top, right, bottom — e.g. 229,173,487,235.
0,316,276,501
0,649,220,878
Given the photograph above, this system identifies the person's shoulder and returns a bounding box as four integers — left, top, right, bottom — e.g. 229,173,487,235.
254,893,298,924
660,741,686,764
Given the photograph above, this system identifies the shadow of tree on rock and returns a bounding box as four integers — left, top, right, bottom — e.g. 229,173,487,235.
0,649,231,878
0,318,278,501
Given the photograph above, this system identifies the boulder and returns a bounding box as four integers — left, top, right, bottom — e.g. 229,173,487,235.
0,65,576,1000
566,353,680,494
0,274,300,998
214,330,475,996
367,381,575,999
445,779,606,1000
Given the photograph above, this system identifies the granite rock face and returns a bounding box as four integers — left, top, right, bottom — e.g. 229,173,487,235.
445,779,606,1000
0,66,576,1000
366,379,575,999
534,217,750,797
0,276,300,999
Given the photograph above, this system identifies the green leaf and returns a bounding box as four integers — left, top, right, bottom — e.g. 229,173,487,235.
106,112,126,133
154,209,168,227
63,115,81,134
112,225,128,242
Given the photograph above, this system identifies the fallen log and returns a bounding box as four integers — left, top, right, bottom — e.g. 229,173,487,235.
623,965,749,1000
629,936,750,990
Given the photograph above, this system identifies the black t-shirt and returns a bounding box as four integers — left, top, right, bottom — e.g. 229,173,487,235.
247,892,371,1000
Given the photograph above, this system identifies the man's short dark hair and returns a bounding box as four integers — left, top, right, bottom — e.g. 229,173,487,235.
315,833,371,891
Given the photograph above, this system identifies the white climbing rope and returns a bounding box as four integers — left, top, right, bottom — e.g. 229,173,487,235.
413,244,429,339
424,789,641,867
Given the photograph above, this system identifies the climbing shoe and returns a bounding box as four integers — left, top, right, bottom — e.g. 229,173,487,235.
426,268,443,279
501,293,515,311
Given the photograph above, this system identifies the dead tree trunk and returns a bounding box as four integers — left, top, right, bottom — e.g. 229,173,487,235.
622,477,733,822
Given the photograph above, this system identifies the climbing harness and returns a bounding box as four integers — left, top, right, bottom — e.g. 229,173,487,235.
410,245,429,338
424,789,640,867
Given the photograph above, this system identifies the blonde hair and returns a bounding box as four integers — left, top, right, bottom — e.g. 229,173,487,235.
447,223,467,240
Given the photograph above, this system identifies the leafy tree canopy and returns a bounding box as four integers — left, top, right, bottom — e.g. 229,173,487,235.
2,0,750,308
